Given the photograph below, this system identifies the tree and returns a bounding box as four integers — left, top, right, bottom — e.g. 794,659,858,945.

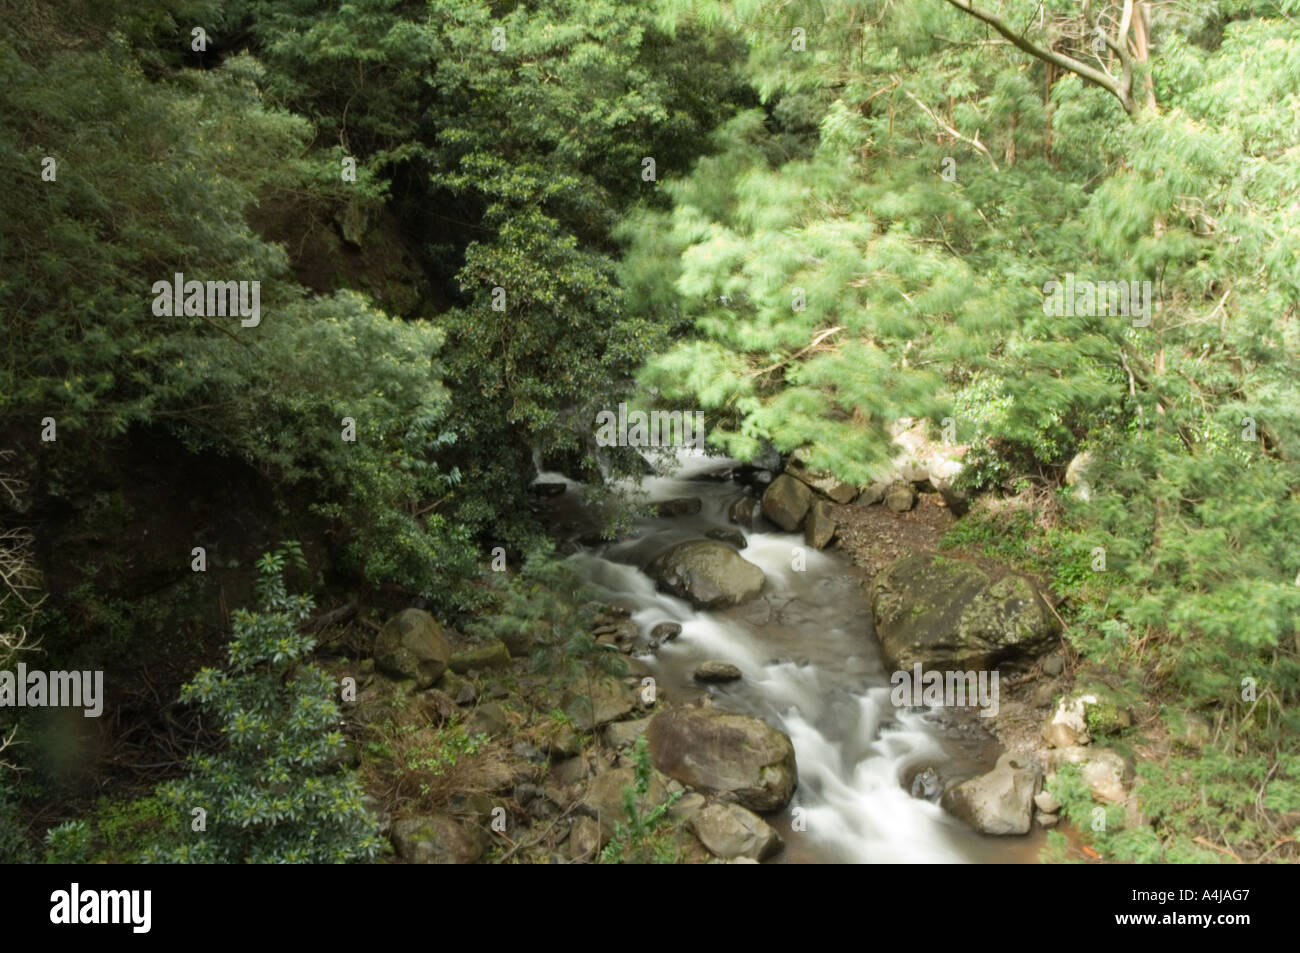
145,543,383,863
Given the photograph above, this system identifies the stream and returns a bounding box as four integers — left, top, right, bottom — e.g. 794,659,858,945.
540,450,1045,863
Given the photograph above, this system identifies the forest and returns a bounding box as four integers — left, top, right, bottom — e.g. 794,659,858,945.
1,0,1297,868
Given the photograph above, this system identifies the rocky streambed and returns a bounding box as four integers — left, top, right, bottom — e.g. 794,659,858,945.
338,439,1149,863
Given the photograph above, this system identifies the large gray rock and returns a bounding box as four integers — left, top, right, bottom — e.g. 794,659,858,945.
374,609,452,689
390,815,485,864
870,552,1059,671
804,500,837,549
689,802,782,861
941,752,1041,835
648,540,766,610
561,676,638,731
761,474,813,531
647,707,797,812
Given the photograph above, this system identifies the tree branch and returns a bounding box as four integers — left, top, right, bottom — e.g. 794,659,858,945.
942,0,1137,116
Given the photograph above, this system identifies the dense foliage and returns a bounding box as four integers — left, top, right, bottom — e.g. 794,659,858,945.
2,0,1296,865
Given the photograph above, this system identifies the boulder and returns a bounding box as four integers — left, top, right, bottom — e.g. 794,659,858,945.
1042,689,1131,748
705,527,748,549
604,717,651,750
374,609,452,689
581,766,672,839
760,474,813,532
693,661,742,683
689,802,782,861
656,497,702,517
568,816,604,860
465,701,509,738
562,676,638,730
1047,746,1134,805
648,540,766,610
786,453,857,504
884,483,917,512
940,752,1041,835
390,815,485,864
869,552,1059,671
1034,789,1061,814
647,707,797,812
804,500,837,549
856,482,888,506
650,621,682,643
728,496,758,528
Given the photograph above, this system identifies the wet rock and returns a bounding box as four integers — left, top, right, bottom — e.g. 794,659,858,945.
1041,653,1064,677
656,497,703,517
728,496,758,527
647,707,797,812
650,621,682,643
374,609,452,689
760,474,813,532
648,540,766,610
705,527,748,549
1035,811,1060,828
869,551,1059,671
693,661,742,683
804,500,837,549
884,483,917,512
688,802,782,861
905,765,942,800
391,815,485,864
941,752,1042,835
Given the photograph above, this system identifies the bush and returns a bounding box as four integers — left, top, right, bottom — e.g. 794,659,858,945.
143,543,383,863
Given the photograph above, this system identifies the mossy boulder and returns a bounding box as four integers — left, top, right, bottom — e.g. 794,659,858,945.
869,552,1059,671
374,609,452,689
449,639,511,674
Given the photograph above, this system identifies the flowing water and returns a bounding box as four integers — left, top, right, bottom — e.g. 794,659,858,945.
541,450,1045,863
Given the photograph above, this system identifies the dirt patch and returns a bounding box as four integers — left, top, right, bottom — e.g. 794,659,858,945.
829,491,957,579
